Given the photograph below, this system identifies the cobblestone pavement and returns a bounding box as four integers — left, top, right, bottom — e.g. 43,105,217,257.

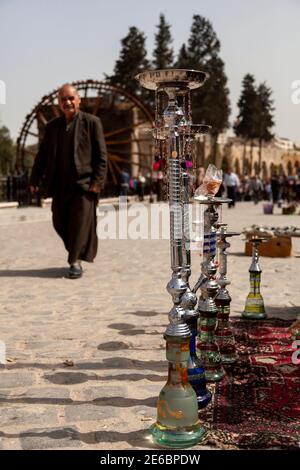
0,201,299,450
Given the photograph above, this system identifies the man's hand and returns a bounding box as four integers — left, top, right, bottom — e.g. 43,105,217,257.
29,186,39,194
88,183,101,194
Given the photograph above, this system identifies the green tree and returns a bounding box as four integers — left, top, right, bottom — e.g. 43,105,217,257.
153,14,173,69
255,82,275,174
0,126,14,175
24,143,38,172
234,74,258,174
235,76,275,175
181,15,230,164
198,54,230,163
187,15,220,65
107,26,150,96
175,44,190,68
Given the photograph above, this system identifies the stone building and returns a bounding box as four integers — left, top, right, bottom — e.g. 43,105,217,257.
197,135,300,179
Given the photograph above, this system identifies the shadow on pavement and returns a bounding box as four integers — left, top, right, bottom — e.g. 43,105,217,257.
266,305,300,319
124,311,163,317
0,357,167,374
0,427,159,449
228,251,246,257
107,322,163,336
0,395,157,408
0,268,67,278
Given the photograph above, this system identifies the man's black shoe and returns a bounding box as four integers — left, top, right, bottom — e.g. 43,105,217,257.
68,263,83,279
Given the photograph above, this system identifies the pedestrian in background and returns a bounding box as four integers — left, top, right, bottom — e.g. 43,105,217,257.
223,167,240,208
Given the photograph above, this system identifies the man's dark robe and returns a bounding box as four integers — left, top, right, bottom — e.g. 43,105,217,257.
29,111,107,264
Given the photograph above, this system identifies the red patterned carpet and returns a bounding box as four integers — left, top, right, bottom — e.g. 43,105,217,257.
201,319,300,449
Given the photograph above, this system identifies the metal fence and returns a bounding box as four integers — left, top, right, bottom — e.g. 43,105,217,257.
0,173,154,205
0,173,31,206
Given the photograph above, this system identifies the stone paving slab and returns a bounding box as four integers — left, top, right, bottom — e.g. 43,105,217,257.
0,201,299,450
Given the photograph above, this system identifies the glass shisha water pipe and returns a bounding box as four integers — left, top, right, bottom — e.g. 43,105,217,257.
181,172,212,409
137,68,209,447
193,198,230,382
242,236,267,320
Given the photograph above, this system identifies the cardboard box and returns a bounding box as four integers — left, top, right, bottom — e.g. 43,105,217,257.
282,206,296,215
245,236,292,257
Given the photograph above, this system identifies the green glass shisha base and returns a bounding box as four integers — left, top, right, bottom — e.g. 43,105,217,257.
289,317,300,340
205,367,226,382
242,295,267,320
214,332,238,364
220,353,238,364
242,310,267,320
150,421,206,448
199,349,226,382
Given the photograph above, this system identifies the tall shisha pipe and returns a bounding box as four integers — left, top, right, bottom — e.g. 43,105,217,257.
193,197,231,382
181,171,212,408
136,69,209,447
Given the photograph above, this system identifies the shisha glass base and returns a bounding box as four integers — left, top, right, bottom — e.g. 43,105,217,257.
150,334,206,448
214,302,238,363
184,308,212,408
242,276,267,320
199,351,226,382
150,421,206,448
205,371,226,382
242,308,267,320
198,316,226,382
188,358,212,408
196,388,212,409
289,316,300,340
219,350,237,364
214,329,238,364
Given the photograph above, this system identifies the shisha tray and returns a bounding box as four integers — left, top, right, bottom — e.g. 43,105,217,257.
219,231,241,238
216,223,240,238
178,124,211,136
246,236,269,244
136,69,208,91
194,196,232,205
243,224,300,238
152,124,211,140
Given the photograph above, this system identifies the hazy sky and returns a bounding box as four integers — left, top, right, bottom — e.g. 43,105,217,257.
0,0,299,142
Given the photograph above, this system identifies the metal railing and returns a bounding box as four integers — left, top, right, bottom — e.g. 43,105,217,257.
0,173,31,206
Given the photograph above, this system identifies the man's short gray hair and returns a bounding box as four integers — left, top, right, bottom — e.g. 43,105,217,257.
58,83,79,96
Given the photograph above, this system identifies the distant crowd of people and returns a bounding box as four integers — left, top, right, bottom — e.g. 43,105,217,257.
120,170,165,202
218,170,300,207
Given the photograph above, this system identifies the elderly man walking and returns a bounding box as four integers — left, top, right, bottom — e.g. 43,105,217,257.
29,84,107,278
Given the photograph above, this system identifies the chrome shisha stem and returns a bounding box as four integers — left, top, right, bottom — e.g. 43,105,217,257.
165,92,190,339
215,224,240,364
181,171,194,311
